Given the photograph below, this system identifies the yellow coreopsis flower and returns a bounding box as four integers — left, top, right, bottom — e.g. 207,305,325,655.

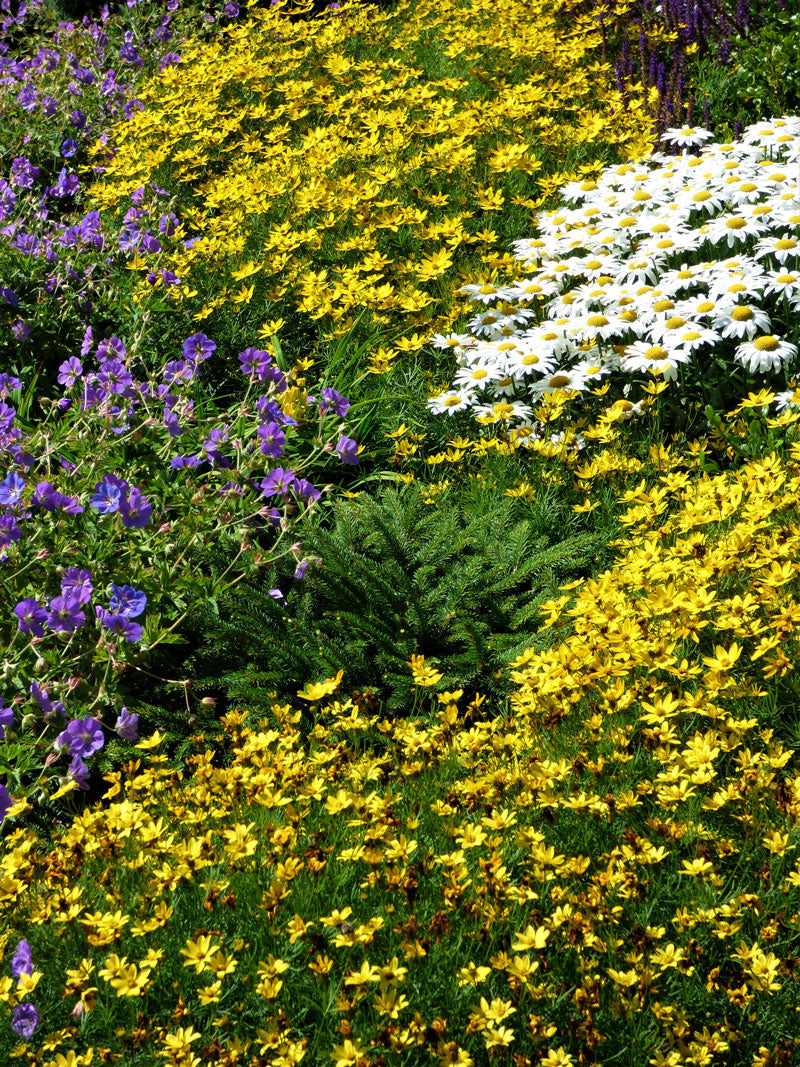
408,654,443,687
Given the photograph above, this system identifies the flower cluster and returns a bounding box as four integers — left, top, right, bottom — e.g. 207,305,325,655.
0,0,241,379
86,0,661,368
0,328,359,812
429,117,800,423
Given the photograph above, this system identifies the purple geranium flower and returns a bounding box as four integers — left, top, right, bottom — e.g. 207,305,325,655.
294,478,321,503
57,356,83,387
336,435,359,465
46,595,86,634
61,567,93,605
115,707,139,741
119,487,152,529
0,472,25,506
11,940,33,979
109,584,146,618
0,782,11,824
181,333,216,363
238,347,272,380
91,474,129,514
56,716,104,758
12,1003,39,1040
14,598,47,637
61,138,78,157
257,422,285,458
319,387,350,417
96,609,143,642
0,513,21,548
259,467,296,498
68,756,90,790
0,703,13,740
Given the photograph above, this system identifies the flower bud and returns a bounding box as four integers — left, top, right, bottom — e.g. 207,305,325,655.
21,713,38,731
36,548,50,561
200,696,217,708
158,522,172,534
35,657,46,673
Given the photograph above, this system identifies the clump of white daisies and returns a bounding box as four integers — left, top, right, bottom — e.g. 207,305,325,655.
429,117,800,425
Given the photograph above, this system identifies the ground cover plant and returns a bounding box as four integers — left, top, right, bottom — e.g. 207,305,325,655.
4,0,800,1061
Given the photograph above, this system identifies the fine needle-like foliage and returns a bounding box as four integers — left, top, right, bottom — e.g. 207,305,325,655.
191,486,604,714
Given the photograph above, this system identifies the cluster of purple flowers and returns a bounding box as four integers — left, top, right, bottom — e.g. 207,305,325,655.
8,938,39,1040
14,572,147,649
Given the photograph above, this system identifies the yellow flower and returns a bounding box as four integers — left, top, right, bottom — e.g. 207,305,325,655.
407,653,443,687
297,670,344,702
331,1038,368,1066
180,934,221,974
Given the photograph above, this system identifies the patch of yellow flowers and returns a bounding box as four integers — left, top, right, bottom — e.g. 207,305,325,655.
88,0,660,362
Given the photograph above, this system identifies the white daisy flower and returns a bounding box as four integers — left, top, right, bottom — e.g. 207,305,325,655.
427,391,474,415
453,361,505,392
753,233,800,264
504,347,559,378
660,126,714,149
473,399,534,423
530,366,590,397
763,269,800,299
714,302,772,340
705,212,771,248
734,334,798,374
676,187,729,216
774,386,800,411
430,332,475,355
672,324,721,353
621,340,690,377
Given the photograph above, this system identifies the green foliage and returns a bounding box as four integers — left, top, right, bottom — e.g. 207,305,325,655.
689,4,800,139
191,485,604,716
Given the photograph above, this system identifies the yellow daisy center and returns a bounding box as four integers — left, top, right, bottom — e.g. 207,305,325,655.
754,336,779,351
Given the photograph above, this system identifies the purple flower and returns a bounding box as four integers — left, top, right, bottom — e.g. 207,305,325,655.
0,704,13,740
269,588,284,601
11,940,33,979
319,387,350,417
0,374,21,397
14,598,47,637
61,138,78,157
0,472,25,506
61,567,93,605
294,478,321,503
57,357,83,387
224,1,240,15
11,320,30,342
109,584,146,618
120,487,152,529
256,397,296,426
238,347,272,380
0,513,22,548
46,595,86,634
80,325,93,357
0,287,19,307
68,756,90,789
91,474,129,514
56,716,104,758
259,467,296,498
336,435,359,465
170,455,201,469
52,168,80,198
115,707,139,742
12,1003,39,1040
294,560,309,580
96,609,143,642
257,422,285,458
181,333,216,363
0,782,11,824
